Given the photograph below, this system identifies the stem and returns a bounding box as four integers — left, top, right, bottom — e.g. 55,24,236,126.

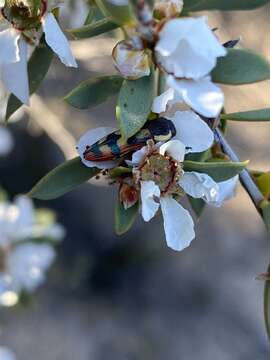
157,70,166,96
215,128,265,214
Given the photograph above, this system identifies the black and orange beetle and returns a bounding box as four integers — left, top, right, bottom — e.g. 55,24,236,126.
83,118,176,162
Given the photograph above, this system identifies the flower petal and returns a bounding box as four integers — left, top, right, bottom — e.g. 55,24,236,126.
42,13,77,68
155,17,226,79
156,18,196,57
14,195,35,229
211,175,239,207
141,180,160,222
160,196,195,251
179,171,219,202
77,127,118,169
0,28,20,65
1,38,29,104
169,110,214,153
159,139,186,162
126,145,148,167
167,75,224,118
152,88,175,114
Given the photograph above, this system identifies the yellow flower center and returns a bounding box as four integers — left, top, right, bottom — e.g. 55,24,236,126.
137,149,184,196
2,0,46,31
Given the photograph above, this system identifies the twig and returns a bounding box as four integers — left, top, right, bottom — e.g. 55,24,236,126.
24,94,77,160
215,128,265,214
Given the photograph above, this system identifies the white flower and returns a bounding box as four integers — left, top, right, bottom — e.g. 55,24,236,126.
155,17,226,80
0,195,65,305
0,347,16,360
153,17,226,118
112,40,150,80
77,119,237,251
0,0,77,104
154,0,183,19
129,133,237,251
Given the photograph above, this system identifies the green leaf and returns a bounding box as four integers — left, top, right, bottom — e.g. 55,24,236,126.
261,200,270,233
256,173,270,199
264,262,270,341
184,0,270,11
109,166,132,179
67,18,119,39
188,196,206,218
116,70,155,140
212,49,270,85
221,108,270,122
29,157,99,200
183,160,248,182
115,199,139,235
6,35,54,120
95,0,134,25
84,6,97,25
64,76,123,109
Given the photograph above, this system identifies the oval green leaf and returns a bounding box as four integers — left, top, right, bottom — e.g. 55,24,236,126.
67,18,119,39
6,35,54,120
95,0,134,25
116,70,155,140
29,157,99,200
64,75,123,110
184,0,270,11
256,173,270,199
188,196,206,218
109,166,132,179
115,199,139,235
212,49,270,85
183,160,248,182
221,108,270,122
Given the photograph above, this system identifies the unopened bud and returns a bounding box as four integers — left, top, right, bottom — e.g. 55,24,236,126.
112,40,150,80
154,0,183,19
119,182,139,210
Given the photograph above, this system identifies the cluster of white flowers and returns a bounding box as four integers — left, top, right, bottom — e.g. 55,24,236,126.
76,1,239,251
0,0,77,104
0,195,65,306
77,113,238,251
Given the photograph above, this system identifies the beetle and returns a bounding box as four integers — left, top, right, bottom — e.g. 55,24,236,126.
83,118,176,162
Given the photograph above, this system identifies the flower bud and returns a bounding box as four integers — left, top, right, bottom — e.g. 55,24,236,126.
119,182,139,210
112,40,150,80
154,0,183,19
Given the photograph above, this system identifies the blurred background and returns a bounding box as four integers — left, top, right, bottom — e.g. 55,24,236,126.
0,1,270,359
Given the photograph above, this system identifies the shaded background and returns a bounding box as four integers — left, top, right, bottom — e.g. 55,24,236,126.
0,2,270,359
